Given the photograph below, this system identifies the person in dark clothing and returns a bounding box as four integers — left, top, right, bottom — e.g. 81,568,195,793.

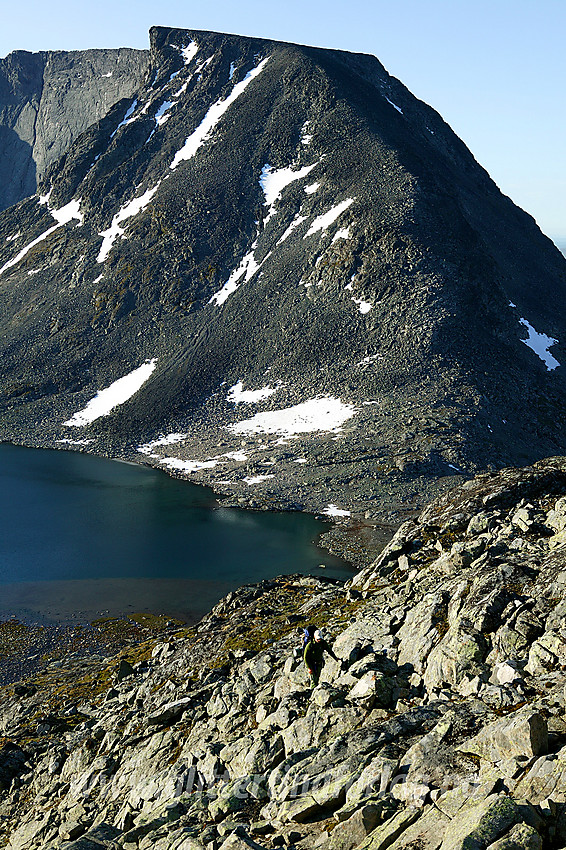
304,629,340,687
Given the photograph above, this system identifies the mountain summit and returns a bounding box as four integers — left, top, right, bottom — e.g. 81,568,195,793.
1,26,565,522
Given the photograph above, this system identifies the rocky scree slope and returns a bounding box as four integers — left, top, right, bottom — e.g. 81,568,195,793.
0,47,148,212
2,458,566,848
1,27,566,522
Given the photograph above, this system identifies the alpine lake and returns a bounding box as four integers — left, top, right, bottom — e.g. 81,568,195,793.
0,443,353,626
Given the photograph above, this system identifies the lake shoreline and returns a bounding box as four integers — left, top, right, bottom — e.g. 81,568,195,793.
0,443,357,626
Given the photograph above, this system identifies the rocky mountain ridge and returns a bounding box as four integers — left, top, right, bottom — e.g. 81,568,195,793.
1,458,566,849
0,47,148,212
0,26,566,523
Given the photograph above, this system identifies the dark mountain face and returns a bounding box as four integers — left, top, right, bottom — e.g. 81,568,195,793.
0,25,565,522
0,47,148,211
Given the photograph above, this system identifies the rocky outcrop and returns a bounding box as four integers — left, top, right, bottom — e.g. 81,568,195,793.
2,458,566,848
0,47,148,211
0,27,565,522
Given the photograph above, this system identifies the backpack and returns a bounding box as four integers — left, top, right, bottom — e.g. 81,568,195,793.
302,625,316,649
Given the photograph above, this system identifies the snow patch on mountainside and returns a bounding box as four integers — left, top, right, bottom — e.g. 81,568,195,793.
209,242,262,306
305,199,354,237
519,317,560,370
243,474,275,485
139,433,188,457
345,279,372,314
385,96,403,114
260,161,319,224
323,504,351,517
160,457,219,473
155,100,175,126
227,381,280,404
0,195,83,276
111,100,138,138
227,397,356,436
172,41,198,65
64,359,157,426
277,214,308,245
170,57,269,170
97,186,159,262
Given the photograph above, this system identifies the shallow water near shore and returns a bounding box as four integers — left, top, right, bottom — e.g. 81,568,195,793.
0,444,352,624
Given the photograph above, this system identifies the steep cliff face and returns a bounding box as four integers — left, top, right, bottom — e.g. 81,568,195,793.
0,26,565,521
0,47,148,211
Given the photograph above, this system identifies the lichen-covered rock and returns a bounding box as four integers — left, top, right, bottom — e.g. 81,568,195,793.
423,623,488,691
438,793,521,850
460,711,548,764
5,463,566,849
512,744,566,804
486,822,543,850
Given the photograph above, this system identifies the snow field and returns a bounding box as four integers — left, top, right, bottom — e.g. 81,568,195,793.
304,198,354,237
227,381,280,404
519,317,560,370
97,185,160,262
0,196,83,277
170,57,269,171
64,359,158,427
228,397,356,437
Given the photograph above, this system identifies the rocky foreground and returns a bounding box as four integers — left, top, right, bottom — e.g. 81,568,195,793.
2,459,566,850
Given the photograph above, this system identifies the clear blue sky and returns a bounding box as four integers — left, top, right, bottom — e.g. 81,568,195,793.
2,0,564,243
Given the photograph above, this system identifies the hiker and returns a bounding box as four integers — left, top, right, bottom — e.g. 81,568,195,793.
292,624,316,660
304,628,341,687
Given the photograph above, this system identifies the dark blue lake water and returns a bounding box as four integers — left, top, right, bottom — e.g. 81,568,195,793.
0,444,352,624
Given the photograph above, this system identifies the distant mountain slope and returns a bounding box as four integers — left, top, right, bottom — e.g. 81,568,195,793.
0,47,148,211
0,26,565,523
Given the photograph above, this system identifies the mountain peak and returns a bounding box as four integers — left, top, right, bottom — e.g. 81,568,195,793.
0,26,565,526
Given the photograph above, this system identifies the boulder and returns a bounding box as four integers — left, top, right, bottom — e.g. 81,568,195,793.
512,744,566,804
424,624,488,691
460,711,548,764
486,822,543,850
492,661,523,686
116,659,136,681
320,803,383,850
146,697,192,726
0,742,28,790
342,752,399,808
396,594,447,674
439,793,521,850
218,833,268,849
355,806,422,849
348,672,394,708
526,630,566,675
545,496,566,532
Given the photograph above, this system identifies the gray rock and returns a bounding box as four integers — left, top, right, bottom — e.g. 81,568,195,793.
320,803,383,849
116,659,136,682
460,711,548,763
486,822,543,850
0,48,148,211
146,697,192,726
